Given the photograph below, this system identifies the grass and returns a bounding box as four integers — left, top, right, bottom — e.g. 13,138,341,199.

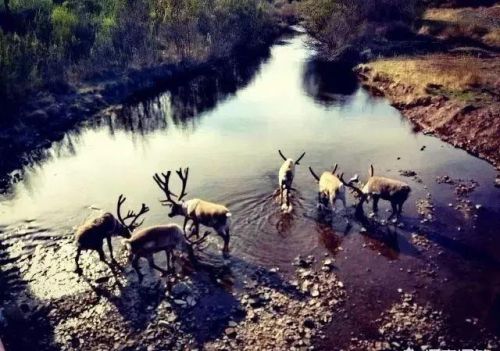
421,5,500,47
368,54,499,102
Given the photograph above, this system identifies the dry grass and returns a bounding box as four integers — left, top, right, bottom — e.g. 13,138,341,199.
483,28,500,46
422,5,500,47
368,54,499,98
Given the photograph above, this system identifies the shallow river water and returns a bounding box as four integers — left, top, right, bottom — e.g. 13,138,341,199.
1,32,499,348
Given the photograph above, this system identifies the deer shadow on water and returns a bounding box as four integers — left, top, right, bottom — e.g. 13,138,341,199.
312,201,422,260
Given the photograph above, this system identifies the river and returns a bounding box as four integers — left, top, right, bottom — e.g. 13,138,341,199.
1,31,499,349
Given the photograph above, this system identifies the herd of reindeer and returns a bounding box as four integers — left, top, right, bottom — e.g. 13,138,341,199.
74,150,412,281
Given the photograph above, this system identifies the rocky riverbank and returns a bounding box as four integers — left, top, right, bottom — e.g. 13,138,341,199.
0,237,347,351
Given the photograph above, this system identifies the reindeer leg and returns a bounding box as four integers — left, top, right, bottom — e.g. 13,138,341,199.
106,235,116,263
388,201,398,222
194,222,200,239
132,255,143,283
147,255,169,276
75,247,83,275
97,247,107,263
219,227,230,258
279,184,284,206
398,202,404,217
165,250,171,272
341,195,350,224
329,196,336,217
182,217,190,237
372,195,380,213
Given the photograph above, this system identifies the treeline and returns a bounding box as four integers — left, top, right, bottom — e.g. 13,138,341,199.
299,0,421,59
0,0,280,108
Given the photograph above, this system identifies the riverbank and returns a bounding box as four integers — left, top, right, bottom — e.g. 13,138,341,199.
356,51,500,171
354,4,500,183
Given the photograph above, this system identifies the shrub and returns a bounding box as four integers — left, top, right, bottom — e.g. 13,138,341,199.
300,0,420,56
0,0,278,105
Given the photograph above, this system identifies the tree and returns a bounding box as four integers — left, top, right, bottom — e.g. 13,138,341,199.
3,0,10,14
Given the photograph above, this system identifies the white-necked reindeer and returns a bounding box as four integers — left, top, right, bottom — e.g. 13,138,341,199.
308,164,351,216
74,194,149,274
153,168,232,257
278,150,305,212
339,165,411,221
123,223,207,282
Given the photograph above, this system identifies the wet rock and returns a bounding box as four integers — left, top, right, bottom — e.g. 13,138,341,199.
171,281,193,298
225,327,237,338
399,170,417,177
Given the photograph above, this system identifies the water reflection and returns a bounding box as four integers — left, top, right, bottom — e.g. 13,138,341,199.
0,48,272,195
96,50,273,136
302,58,359,106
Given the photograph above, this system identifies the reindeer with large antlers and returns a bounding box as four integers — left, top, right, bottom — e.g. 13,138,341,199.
74,194,149,275
339,165,411,222
278,150,306,212
153,168,232,257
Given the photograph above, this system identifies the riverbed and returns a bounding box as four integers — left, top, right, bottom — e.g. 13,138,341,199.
1,31,499,350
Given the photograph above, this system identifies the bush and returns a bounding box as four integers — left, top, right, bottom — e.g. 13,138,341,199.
300,0,420,56
0,0,278,107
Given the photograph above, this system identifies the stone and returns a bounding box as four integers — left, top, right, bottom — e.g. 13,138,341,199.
225,328,237,338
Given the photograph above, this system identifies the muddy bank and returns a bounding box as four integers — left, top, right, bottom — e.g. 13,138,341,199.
356,64,500,175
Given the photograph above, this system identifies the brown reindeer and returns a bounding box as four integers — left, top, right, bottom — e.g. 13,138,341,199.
122,223,209,282
339,165,411,221
74,195,149,274
153,168,232,256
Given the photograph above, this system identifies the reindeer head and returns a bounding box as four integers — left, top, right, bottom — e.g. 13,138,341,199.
116,194,150,238
278,150,306,166
153,168,189,218
308,163,339,181
339,172,367,207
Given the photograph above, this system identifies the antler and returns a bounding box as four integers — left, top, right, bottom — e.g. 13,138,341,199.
332,163,338,175
185,230,211,247
153,171,177,205
175,167,189,201
117,195,134,225
128,203,150,230
339,173,363,197
295,152,306,165
116,195,150,230
309,166,320,181
278,150,287,161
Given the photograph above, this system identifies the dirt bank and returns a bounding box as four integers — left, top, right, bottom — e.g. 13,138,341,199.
353,4,499,180
356,54,500,174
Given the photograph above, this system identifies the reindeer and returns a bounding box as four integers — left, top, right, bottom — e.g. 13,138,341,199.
153,168,232,256
277,150,306,211
122,223,208,282
308,164,348,216
339,165,411,221
74,195,149,275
